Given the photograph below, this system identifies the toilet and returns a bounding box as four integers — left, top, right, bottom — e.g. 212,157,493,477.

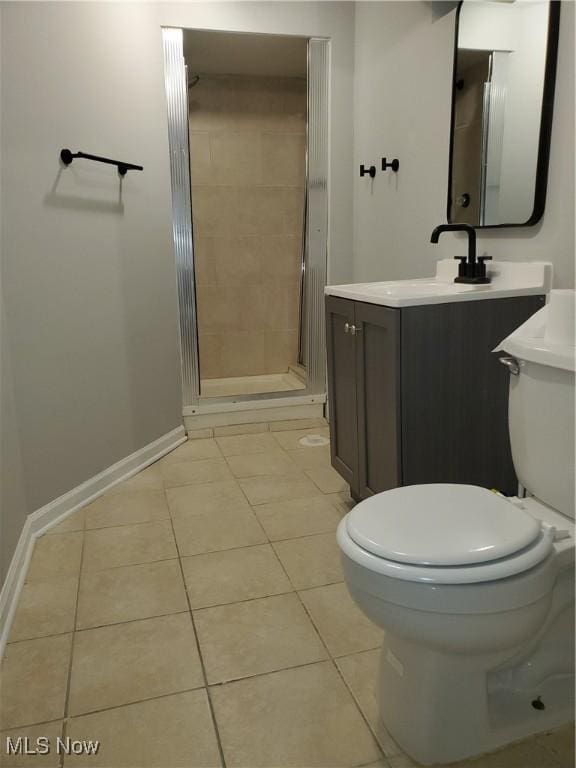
337,290,575,765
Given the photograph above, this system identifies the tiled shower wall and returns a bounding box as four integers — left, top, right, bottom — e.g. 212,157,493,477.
189,75,307,380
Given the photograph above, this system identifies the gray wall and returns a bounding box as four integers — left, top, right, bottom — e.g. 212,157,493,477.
0,3,185,580
0,4,29,583
352,1,575,288
0,1,355,582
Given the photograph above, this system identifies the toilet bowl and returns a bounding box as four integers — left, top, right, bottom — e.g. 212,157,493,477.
337,290,575,765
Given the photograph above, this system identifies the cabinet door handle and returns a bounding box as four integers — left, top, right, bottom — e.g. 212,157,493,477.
498,355,520,376
344,322,350,334
350,324,362,336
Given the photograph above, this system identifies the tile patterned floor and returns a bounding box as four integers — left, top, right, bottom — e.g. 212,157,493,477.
1,419,573,768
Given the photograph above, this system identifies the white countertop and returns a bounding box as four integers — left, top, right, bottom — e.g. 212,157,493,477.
325,260,553,308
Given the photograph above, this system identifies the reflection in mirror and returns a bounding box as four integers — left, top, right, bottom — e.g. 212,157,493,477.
448,1,559,227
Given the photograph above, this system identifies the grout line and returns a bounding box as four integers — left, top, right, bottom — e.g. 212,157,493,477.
5,627,76,646
60,517,87,768
205,656,333,690
270,527,342,545
189,588,297,614
162,476,236,492
281,552,387,763
80,554,179,576
0,717,66,735
250,509,385,759
61,684,208,723
163,488,228,768
3,686,210,736
83,516,172,533
177,535,343,571
231,480,270,542
73,609,191,635
73,609,190,635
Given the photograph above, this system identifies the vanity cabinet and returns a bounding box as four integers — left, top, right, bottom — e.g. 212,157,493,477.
326,294,545,500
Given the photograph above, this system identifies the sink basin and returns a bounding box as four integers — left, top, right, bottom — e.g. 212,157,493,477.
360,281,473,298
325,260,553,308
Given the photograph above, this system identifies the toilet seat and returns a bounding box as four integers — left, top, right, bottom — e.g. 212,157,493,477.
341,484,555,584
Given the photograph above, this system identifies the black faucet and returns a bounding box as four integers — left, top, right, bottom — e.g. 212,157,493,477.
430,224,492,284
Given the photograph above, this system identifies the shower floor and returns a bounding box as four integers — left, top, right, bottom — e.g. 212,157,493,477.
201,371,306,399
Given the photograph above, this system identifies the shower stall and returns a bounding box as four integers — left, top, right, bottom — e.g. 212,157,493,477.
162,27,329,429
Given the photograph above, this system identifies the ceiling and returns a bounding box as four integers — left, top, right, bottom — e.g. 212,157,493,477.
183,29,308,78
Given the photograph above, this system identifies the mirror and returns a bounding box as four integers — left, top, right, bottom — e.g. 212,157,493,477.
448,0,560,228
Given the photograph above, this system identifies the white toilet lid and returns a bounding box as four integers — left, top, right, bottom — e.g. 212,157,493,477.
346,484,543,566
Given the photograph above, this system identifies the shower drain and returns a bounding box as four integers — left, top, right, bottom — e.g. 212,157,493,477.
298,434,330,448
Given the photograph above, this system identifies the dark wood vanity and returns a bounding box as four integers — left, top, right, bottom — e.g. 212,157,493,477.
326,294,545,501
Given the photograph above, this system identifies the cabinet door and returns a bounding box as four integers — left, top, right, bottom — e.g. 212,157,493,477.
325,296,358,489
400,295,545,495
355,302,401,497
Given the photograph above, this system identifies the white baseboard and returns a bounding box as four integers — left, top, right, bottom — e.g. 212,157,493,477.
182,393,326,418
184,401,326,429
0,425,186,658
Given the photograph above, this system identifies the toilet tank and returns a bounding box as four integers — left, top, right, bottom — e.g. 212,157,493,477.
497,290,575,519
508,361,574,518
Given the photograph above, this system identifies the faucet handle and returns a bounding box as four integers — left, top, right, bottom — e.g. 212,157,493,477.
454,256,468,279
478,256,492,263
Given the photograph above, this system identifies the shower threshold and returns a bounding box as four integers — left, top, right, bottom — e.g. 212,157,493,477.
200,372,306,399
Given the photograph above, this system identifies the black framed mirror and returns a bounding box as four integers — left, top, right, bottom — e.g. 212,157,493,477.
447,0,560,228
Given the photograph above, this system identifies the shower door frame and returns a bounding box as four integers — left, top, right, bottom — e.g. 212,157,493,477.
162,28,330,415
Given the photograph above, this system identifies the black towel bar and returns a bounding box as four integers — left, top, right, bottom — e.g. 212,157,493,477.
60,149,143,176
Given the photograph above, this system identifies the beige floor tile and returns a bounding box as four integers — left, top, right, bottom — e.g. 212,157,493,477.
186,427,214,439
84,490,169,530
166,480,247,518
253,496,343,541
161,438,222,463
69,613,203,715
226,450,297,478
195,593,327,684
269,417,328,432
287,445,332,470
44,509,85,535
0,720,63,767
9,576,78,642
335,649,380,732
108,465,164,494
273,532,343,590
214,422,268,437
215,432,279,457
239,472,321,506
386,757,418,768
210,661,381,767
82,521,177,572
182,544,291,608
446,738,563,768
327,490,356,516
65,690,221,767
272,426,330,451
26,532,83,584
537,725,575,768
300,583,382,657
161,457,233,488
76,559,188,629
336,649,404,758
305,466,349,494
173,505,266,557
0,634,72,729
